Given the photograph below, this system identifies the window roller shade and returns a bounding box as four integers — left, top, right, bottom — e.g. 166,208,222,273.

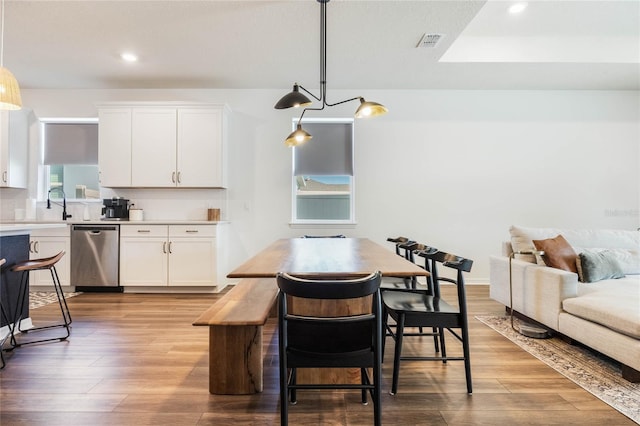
44,123,98,165
293,122,353,176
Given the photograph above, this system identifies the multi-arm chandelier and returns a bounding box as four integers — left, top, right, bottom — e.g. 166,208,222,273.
274,0,387,147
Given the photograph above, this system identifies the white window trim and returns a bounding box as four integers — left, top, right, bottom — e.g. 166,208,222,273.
289,117,356,226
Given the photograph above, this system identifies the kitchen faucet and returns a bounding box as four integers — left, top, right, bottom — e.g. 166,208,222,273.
47,188,72,221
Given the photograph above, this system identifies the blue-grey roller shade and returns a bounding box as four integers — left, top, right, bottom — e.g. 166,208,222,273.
293,121,353,176
43,123,98,165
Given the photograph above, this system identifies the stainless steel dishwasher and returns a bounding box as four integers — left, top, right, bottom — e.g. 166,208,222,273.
71,224,122,292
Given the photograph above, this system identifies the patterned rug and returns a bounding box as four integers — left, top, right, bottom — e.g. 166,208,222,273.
29,291,82,310
476,315,640,424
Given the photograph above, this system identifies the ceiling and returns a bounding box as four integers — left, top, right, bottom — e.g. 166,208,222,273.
4,0,639,91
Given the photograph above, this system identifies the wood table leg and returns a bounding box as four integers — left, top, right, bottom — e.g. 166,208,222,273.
209,325,263,395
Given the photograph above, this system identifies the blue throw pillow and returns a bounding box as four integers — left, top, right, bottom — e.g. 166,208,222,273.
576,250,625,283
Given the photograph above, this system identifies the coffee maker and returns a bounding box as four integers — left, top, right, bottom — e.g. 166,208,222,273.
101,197,130,220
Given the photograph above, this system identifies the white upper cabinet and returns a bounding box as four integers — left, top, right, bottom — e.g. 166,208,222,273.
0,110,28,189
131,108,177,187
98,108,132,188
178,108,226,188
97,103,229,188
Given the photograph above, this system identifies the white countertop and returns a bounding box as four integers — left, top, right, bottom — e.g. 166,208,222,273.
1,219,227,230
0,222,68,237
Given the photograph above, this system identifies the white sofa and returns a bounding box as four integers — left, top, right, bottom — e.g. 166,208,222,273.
489,226,640,381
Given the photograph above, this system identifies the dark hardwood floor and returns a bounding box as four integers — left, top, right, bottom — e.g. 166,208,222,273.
0,285,633,425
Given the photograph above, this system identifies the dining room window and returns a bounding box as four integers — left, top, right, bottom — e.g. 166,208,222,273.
291,119,355,224
40,119,100,201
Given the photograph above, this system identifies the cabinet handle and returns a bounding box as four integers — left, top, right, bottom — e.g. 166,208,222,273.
34,241,39,254
168,241,172,254
2,171,6,183
162,241,167,254
185,230,198,233
137,229,151,233
172,171,176,183
177,171,181,184
29,241,34,253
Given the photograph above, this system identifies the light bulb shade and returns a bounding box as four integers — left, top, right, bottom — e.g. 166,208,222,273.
354,98,387,118
0,67,22,110
284,124,312,147
275,84,312,109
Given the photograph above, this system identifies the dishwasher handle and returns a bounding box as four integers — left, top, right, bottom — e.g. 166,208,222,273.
72,225,119,232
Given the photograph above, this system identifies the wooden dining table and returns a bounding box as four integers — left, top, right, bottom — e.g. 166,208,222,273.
225,237,429,388
228,237,428,279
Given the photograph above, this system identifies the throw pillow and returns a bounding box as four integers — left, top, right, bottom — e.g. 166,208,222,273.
576,250,625,283
532,234,578,273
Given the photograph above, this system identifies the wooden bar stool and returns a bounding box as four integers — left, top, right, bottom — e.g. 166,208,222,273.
1,258,17,368
10,251,72,346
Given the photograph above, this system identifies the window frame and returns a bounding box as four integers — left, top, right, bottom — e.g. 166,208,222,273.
38,117,101,202
290,117,356,226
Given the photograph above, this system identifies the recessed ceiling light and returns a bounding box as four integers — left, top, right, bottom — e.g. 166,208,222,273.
120,52,138,63
508,2,528,14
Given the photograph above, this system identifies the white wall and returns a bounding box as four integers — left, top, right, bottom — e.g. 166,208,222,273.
3,88,638,283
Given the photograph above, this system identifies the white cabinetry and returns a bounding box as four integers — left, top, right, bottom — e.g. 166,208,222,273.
120,224,220,287
0,110,28,188
98,108,132,187
29,227,71,287
97,103,228,188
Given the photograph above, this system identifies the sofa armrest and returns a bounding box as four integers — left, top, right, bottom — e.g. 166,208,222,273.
489,255,579,331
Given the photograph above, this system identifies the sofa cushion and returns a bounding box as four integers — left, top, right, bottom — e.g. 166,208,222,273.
533,235,578,273
576,250,625,282
563,281,640,339
577,248,640,276
509,225,640,265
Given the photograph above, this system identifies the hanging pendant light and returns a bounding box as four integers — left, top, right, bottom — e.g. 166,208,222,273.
275,0,386,146
284,124,313,147
0,0,21,110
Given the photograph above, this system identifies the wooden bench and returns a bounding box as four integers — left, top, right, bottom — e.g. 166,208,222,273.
193,278,278,395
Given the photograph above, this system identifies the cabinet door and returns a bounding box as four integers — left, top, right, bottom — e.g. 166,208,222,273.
30,237,71,287
0,110,28,188
131,108,177,187
177,108,225,187
168,237,217,286
98,108,132,187
120,237,168,286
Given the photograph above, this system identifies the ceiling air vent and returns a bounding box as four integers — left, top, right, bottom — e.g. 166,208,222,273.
416,33,444,48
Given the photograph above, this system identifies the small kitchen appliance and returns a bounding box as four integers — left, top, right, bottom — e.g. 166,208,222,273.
101,197,130,220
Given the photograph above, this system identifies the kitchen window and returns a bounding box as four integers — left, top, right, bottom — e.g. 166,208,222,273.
291,119,355,224
40,119,100,201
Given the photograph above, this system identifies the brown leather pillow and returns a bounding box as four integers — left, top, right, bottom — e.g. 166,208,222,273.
532,234,578,273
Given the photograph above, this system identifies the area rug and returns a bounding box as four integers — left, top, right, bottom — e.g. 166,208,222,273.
29,291,81,310
476,315,640,424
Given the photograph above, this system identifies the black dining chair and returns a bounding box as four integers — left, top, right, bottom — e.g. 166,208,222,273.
382,250,474,395
276,271,383,426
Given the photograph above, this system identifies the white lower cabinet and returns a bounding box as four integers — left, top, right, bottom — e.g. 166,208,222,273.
29,227,71,287
120,224,218,287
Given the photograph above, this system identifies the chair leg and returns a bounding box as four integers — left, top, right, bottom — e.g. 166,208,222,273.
461,325,473,394
432,327,440,353
360,368,368,404
290,368,297,404
439,327,447,364
0,303,16,369
390,313,405,395
14,268,71,347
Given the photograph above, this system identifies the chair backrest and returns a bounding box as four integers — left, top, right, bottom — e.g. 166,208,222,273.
276,271,382,359
418,250,473,310
277,271,381,300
